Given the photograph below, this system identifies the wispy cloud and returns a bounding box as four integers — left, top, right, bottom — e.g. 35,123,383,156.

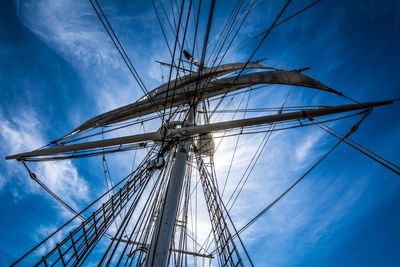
4,1,398,265
295,129,323,163
14,1,159,179
0,174,5,192
16,0,143,115
0,109,89,209
17,1,120,69
34,222,79,256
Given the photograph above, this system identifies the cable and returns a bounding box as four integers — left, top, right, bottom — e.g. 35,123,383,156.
220,0,322,60
183,0,217,124
221,90,251,197
211,111,371,254
21,161,86,222
226,87,293,210
184,0,257,124
160,0,187,124
152,0,174,58
209,0,292,118
312,117,400,176
167,0,195,121
88,0,163,118
12,148,156,266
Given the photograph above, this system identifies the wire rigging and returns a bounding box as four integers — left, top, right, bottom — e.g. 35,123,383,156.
11,1,400,265
220,0,321,60
160,0,187,124
221,90,251,197
209,0,292,119
211,111,372,254
21,161,86,222
312,117,400,176
88,0,163,119
226,87,293,211
12,148,157,266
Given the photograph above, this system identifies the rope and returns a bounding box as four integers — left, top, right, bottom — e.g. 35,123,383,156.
88,0,163,118
221,90,251,197
211,112,371,255
152,0,174,58
209,0,292,119
220,0,322,60
312,117,400,176
227,87,293,210
12,148,155,266
160,0,188,125
21,161,86,222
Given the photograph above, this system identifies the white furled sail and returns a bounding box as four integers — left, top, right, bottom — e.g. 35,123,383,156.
70,68,340,136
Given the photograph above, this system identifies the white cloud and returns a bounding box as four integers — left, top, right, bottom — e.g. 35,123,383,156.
34,222,79,256
16,0,142,116
295,129,323,163
7,2,395,265
17,1,120,69
0,109,89,209
14,0,155,180
0,174,6,192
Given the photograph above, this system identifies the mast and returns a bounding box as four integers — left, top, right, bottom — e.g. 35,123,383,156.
5,92,396,266
5,0,399,265
145,108,195,267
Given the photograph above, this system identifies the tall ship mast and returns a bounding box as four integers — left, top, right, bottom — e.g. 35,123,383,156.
3,0,400,266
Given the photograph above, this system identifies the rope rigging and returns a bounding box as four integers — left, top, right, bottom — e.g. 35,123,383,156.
160,0,189,125
21,161,86,222
166,0,196,122
221,90,251,197
202,86,292,253
209,0,292,119
181,1,259,126
219,0,322,60
227,87,293,211
12,148,157,266
211,110,373,255
152,0,174,59
88,0,163,119
196,154,254,266
312,117,400,176
7,1,399,266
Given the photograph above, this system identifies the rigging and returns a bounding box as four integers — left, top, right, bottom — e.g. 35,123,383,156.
6,1,399,266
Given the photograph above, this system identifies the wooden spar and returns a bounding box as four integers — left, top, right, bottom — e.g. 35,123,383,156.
5,100,393,160
5,132,161,160
111,239,213,259
172,100,392,136
155,60,195,73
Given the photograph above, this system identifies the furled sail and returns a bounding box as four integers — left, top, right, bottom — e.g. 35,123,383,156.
69,68,340,137
138,62,272,101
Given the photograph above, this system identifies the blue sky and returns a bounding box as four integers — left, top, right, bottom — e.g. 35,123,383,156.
0,0,399,266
